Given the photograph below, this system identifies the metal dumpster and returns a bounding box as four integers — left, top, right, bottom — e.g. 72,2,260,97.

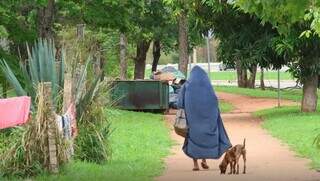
111,80,169,110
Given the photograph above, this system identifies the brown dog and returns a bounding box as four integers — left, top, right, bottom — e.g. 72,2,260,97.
219,139,246,174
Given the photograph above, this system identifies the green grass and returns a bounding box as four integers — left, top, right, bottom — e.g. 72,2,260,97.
255,106,320,169
146,68,293,81
4,110,172,181
215,86,303,102
0,88,17,98
220,101,234,113
210,71,293,81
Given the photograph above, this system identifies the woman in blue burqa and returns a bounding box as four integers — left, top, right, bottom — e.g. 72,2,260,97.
177,66,232,171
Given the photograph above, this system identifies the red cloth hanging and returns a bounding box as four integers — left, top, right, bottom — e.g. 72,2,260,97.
0,96,31,129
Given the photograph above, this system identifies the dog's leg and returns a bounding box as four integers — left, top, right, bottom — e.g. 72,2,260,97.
232,162,236,174
229,162,235,174
236,161,240,174
228,162,232,174
243,151,247,174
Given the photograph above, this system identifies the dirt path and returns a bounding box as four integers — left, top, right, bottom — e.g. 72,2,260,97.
157,92,320,181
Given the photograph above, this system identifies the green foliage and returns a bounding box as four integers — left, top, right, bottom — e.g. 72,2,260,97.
0,127,42,178
75,102,112,163
75,79,112,164
0,1,36,43
235,0,309,34
32,110,172,181
0,25,8,38
202,1,285,70
236,0,320,81
59,26,135,79
0,39,64,108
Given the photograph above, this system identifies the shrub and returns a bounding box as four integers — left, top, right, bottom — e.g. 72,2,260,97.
74,81,112,164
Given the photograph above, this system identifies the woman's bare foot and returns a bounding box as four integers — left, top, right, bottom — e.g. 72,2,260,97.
193,159,200,171
201,159,209,169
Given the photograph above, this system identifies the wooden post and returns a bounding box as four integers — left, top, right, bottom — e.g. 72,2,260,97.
77,24,85,40
43,82,59,173
63,70,74,160
63,71,73,113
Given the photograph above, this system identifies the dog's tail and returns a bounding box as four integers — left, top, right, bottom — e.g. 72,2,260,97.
243,138,246,148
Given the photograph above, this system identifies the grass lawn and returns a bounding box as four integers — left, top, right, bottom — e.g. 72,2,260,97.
210,71,293,81
215,86,303,102
255,106,320,169
220,101,234,113
146,68,293,81
4,110,172,181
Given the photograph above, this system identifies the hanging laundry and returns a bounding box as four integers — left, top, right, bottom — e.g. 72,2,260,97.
56,114,72,139
66,103,77,137
56,103,77,138
56,113,74,157
0,96,31,129
62,115,72,139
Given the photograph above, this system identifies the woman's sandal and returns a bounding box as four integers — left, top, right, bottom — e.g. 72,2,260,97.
192,167,200,171
201,162,209,169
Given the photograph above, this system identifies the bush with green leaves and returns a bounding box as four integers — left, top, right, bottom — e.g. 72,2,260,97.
74,81,112,164
0,39,64,110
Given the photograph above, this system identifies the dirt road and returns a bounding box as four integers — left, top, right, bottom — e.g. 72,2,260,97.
157,92,320,181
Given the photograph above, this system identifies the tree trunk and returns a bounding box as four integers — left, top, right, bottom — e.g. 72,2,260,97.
301,75,318,112
134,40,151,80
37,0,55,39
260,67,265,90
152,40,161,72
236,59,247,88
178,9,189,75
193,48,197,63
247,64,257,89
119,33,127,80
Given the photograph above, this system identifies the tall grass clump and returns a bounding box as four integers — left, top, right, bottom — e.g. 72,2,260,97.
74,81,113,164
0,37,113,178
0,84,68,177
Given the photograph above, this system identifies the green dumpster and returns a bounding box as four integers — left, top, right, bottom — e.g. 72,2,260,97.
111,80,169,110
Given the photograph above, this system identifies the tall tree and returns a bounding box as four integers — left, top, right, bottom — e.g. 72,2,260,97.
119,33,127,80
152,40,161,72
236,0,320,112
163,0,197,76
134,40,151,79
178,8,189,75
199,1,285,88
37,0,55,39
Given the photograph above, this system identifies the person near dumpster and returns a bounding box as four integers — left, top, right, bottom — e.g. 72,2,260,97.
177,65,232,171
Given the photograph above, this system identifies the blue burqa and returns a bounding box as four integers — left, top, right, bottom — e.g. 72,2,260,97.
178,66,232,159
